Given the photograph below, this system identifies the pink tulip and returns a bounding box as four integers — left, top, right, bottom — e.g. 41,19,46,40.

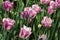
38,34,47,40
47,6,54,14
20,7,37,21
2,1,13,11
24,7,37,19
24,7,32,12
55,0,60,8
2,18,15,31
19,25,32,39
41,16,52,28
28,9,37,19
50,1,58,9
20,7,30,19
20,11,27,19
32,4,42,13
40,0,50,4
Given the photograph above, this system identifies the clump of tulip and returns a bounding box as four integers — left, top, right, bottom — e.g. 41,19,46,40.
20,4,42,21
0,0,59,40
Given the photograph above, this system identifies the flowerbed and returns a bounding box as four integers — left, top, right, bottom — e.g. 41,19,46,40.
0,0,60,40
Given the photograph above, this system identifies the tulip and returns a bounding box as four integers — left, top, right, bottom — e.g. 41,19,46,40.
2,18,15,31
20,11,27,19
32,4,42,13
2,1,13,11
19,25,32,39
24,7,37,19
38,34,47,40
47,6,54,14
50,1,58,9
41,16,52,28
24,7,32,12
55,0,60,8
40,0,50,4
28,9,37,19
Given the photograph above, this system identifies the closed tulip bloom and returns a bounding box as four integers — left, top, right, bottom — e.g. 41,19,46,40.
19,25,32,39
41,16,52,28
2,18,15,31
50,1,58,9
32,4,42,13
38,34,47,40
2,1,13,11
40,0,50,4
47,6,54,14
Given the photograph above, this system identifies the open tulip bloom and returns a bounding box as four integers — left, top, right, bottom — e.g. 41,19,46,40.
2,18,15,31
19,25,32,39
2,1,13,11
